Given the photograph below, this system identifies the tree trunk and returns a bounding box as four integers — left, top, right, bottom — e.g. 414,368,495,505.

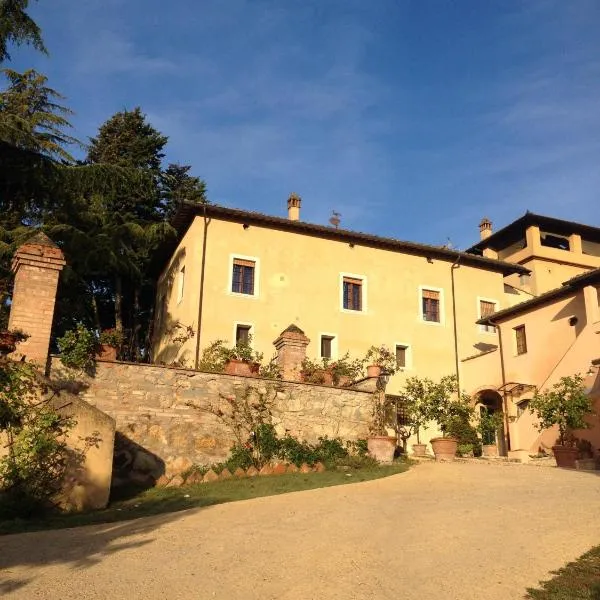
90,289,101,332
132,287,141,362
114,275,123,333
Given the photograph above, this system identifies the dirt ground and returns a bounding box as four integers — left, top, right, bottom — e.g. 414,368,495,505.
1,461,599,600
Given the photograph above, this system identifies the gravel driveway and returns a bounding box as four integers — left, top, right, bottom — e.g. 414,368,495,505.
2,461,599,599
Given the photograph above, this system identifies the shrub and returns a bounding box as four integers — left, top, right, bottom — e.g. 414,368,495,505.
98,328,124,347
447,415,481,457
529,374,594,446
365,345,397,375
0,359,78,519
56,324,98,372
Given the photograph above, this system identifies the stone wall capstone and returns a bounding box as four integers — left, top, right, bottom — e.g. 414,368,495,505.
49,358,375,486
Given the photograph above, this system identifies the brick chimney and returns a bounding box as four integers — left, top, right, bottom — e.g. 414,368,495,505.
273,324,309,381
8,232,66,368
479,217,493,240
287,193,301,221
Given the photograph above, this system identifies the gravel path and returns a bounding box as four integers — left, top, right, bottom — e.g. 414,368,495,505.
2,461,599,599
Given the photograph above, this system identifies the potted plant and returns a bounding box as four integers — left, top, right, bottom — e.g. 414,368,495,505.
0,329,29,356
365,345,397,379
399,376,433,457
426,375,473,462
477,409,504,458
300,357,333,385
367,374,397,463
329,352,365,387
98,328,124,361
223,337,263,377
529,374,594,469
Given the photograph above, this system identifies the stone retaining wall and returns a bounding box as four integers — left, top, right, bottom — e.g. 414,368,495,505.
49,358,375,487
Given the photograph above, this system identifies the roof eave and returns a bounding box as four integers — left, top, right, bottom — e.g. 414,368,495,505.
173,202,528,276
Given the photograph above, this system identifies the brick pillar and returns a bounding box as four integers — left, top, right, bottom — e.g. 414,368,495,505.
273,324,310,381
8,232,66,366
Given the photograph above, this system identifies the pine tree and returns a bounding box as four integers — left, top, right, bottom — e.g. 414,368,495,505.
0,0,46,62
0,68,79,162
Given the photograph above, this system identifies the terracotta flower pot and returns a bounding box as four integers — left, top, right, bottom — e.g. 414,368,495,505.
412,443,427,457
552,445,579,469
336,375,352,387
482,444,498,458
367,364,382,378
430,437,458,462
0,331,17,356
367,435,397,464
96,344,117,361
224,359,257,377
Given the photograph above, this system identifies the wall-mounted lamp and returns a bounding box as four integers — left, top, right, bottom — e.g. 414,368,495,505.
377,369,391,391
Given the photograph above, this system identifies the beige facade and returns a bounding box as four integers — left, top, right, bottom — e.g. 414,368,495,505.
155,204,600,457
463,269,600,456
153,201,525,410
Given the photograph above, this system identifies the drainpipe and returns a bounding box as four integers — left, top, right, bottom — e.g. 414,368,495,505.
450,256,461,393
194,204,210,370
495,322,511,453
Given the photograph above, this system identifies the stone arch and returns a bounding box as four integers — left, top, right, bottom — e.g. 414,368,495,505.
475,388,507,456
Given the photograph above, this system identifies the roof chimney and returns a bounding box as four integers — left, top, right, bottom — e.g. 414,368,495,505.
479,217,492,240
287,193,301,221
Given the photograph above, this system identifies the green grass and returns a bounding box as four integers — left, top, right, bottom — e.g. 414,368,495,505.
0,462,408,536
526,546,600,599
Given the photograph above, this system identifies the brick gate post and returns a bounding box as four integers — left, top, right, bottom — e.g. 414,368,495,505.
8,232,66,368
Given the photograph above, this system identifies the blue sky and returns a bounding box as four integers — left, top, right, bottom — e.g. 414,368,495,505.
8,0,600,248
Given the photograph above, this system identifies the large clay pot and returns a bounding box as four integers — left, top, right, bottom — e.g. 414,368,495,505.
482,444,498,458
224,359,256,377
553,445,579,469
430,437,458,462
367,364,382,378
367,436,397,464
96,344,117,361
412,443,428,457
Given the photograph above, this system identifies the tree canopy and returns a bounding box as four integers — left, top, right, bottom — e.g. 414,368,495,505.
0,0,46,63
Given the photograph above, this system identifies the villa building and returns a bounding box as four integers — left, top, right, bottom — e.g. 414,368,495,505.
153,196,600,457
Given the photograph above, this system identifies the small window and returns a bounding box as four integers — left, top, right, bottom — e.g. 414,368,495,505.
422,289,440,323
517,399,530,418
232,258,255,295
235,324,252,346
177,265,185,303
320,335,334,359
395,345,408,368
515,325,527,355
541,233,570,251
343,277,363,311
479,300,497,333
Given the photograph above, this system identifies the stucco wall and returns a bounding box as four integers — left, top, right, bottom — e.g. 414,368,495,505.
461,283,600,454
154,215,510,391
49,358,375,485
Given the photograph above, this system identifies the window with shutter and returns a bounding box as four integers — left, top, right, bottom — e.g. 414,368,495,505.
232,258,255,295
479,300,497,333
395,345,408,368
320,335,334,359
236,324,251,346
422,289,440,322
343,277,363,311
515,325,527,355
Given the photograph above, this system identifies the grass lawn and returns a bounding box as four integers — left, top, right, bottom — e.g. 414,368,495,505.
0,462,408,536
526,546,600,599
